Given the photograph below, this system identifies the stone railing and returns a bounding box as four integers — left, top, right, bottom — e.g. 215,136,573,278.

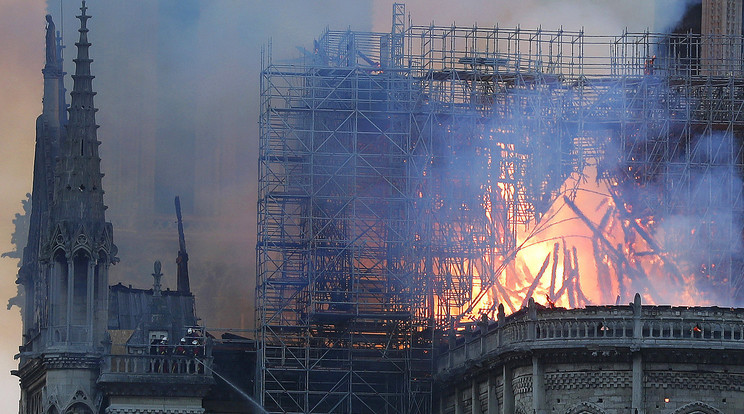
438,294,744,373
102,353,212,376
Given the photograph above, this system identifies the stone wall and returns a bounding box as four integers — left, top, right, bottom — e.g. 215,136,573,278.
435,295,744,414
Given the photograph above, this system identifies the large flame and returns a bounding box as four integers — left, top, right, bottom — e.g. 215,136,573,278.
445,163,712,326
422,123,737,330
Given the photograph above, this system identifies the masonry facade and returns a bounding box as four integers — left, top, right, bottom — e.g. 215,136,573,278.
435,294,744,414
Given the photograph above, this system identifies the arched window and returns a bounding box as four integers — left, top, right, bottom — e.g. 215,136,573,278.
66,402,93,414
566,402,607,414
672,402,724,414
71,251,91,326
52,249,69,342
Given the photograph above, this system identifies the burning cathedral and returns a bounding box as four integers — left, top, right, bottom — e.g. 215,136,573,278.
256,0,744,413
12,0,744,414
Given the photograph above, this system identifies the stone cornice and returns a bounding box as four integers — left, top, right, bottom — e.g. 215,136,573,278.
106,408,204,414
16,358,44,388
97,374,213,398
16,353,102,383
43,353,101,370
645,370,744,392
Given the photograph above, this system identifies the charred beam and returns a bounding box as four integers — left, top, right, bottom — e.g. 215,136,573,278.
563,196,661,303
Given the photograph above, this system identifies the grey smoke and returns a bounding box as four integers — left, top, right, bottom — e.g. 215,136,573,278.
36,0,701,326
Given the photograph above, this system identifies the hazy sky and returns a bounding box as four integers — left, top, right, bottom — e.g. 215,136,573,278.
0,0,689,410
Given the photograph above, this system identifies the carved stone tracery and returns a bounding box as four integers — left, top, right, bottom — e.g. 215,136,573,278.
645,371,744,392
565,401,606,414
546,371,632,390
671,401,724,414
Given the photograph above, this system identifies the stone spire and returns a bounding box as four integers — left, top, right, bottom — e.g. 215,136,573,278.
41,0,116,350
42,14,66,126
18,14,68,340
175,196,191,294
39,13,67,221
150,261,172,330
17,5,119,414
52,0,109,227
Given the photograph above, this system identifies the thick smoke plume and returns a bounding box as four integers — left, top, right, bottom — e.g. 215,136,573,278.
42,0,373,330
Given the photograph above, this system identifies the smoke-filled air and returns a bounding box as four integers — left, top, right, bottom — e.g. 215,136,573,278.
0,0,716,410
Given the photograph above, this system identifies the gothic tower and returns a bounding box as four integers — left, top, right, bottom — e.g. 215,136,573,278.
15,3,117,413
701,0,743,75
18,12,67,349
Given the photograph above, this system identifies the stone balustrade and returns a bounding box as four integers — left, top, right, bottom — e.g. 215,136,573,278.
438,294,744,374
101,340,213,379
103,353,211,376
97,343,215,413
434,294,744,414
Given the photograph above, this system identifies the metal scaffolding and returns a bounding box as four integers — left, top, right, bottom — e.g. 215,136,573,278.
257,5,744,413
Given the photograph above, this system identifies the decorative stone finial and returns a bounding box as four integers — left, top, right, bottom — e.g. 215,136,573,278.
497,303,506,327
528,297,537,320
44,15,56,68
152,260,163,297
633,292,642,316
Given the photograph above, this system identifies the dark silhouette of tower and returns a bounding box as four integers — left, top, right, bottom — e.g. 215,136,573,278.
175,196,191,294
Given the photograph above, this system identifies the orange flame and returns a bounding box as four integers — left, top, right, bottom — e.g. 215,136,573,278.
445,164,711,326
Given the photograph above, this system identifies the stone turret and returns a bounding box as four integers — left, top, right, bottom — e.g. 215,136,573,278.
17,13,68,350
16,3,222,413
51,1,110,228
42,0,117,351
15,4,117,413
